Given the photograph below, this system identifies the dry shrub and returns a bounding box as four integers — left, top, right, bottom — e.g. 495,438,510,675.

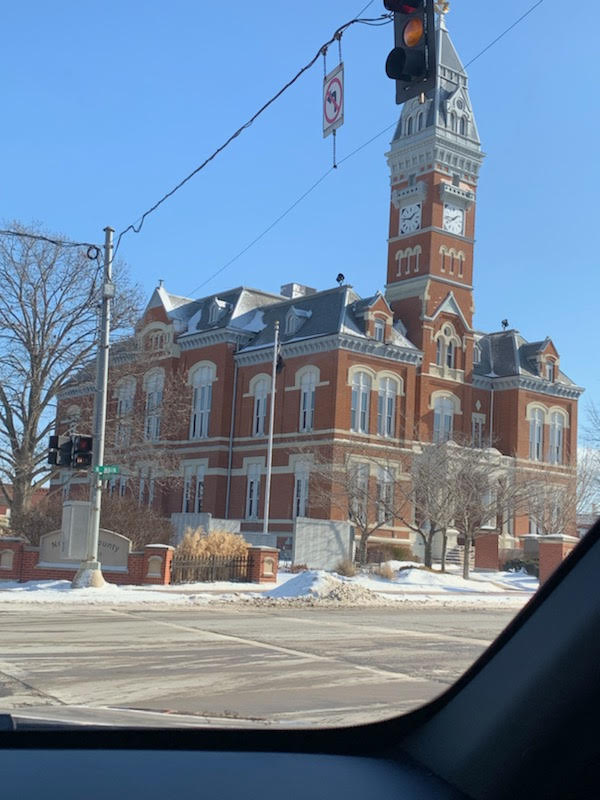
290,563,308,573
176,528,248,558
378,562,395,581
334,559,357,577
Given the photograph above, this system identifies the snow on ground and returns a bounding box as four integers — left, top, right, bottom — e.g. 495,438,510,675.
0,566,537,609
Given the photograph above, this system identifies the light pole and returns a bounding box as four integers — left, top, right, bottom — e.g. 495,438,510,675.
72,226,114,588
263,320,279,536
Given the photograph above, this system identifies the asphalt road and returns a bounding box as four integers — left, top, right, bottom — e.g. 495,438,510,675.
0,604,518,727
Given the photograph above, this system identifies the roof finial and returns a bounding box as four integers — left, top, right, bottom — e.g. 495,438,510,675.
435,0,449,29
158,279,164,289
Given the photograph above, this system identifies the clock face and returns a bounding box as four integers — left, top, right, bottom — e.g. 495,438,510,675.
400,202,422,234
443,203,464,235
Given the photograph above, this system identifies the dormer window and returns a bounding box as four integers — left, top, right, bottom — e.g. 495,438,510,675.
546,361,555,382
285,306,312,336
473,344,481,365
208,297,229,325
374,319,385,342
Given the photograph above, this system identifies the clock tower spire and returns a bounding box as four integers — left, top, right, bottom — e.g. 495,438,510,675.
384,8,484,351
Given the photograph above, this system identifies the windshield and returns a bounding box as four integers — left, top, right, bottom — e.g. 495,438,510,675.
0,0,596,730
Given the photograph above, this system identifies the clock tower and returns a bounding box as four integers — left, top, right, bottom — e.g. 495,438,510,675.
384,11,484,356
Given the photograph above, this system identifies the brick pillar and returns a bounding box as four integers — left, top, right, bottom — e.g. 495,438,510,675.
142,544,175,585
538,535,579,584
247,546,279,583
474,533,500,571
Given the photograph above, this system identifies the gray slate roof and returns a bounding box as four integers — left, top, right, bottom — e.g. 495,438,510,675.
474,330,577,386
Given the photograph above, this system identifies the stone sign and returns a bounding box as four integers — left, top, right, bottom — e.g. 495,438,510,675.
39,528,131,569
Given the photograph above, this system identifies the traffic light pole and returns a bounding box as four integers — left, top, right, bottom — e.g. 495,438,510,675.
72,226,114,588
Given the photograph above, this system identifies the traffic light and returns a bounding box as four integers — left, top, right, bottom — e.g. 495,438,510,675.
384,1,436,104
47,435,59,465
72,435,93,468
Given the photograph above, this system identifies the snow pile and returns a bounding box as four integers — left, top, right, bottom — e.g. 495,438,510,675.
263,570,384,606
393,567,505,593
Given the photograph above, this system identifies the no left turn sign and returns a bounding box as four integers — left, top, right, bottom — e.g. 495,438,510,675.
323,62,344,139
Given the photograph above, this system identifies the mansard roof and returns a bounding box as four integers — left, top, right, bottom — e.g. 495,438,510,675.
474,330,579,388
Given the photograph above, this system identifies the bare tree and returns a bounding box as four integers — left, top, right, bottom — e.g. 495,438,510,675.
299,441,412,566
392,442,460,570
524,448,600,537
446,443,525,579
0,222,141,528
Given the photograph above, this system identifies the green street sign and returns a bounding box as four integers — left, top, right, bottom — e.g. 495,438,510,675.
93,464,120,475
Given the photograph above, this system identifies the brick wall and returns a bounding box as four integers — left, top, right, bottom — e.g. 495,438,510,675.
0,539,173,585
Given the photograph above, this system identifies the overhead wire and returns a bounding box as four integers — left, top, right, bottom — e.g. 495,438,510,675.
113,12,392,258
0,229,101,253
187,0,546,295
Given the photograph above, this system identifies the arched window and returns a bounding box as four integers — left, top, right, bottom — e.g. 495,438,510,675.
448,248,456,274
449,112,457,132
377,377,397,438
473,344,481,365
433,396,454,442
351,372,371,434
436,337,444,366
374,319,385,342
407,117,413,135
410,245,421,273
549,412,564,464
417,112,424,131
459,116,467,136
190,365,215,439
143,370,164,441
457,252,465,277
529,408,544,461
446,340,455,369
299,368,317,432
440,246,447,272
253,378,269,436
115,377,135,448
546,361,556,382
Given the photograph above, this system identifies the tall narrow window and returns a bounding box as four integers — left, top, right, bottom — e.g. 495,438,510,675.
407,117,413,135
436,338,444,366
473,344,481,364
374,319,385,342
459,116,466,136
294,463,309,518
377,377,397,438
115,378,135,448
446,340,455,369
182,464,205,513
377,467,395,524
529,408,544,461
351,372,371,434
449,112,457,132
549,412,564,464
546,362,555,382
246,464,261,519
433,396,454,442
417,112,423,131
299,369,317,432
190,365,214,439
472,414,485,448
253,378,268,436
144,371,164,441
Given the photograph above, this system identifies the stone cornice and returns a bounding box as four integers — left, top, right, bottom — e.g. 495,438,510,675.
235,334,422,367
177,328,252,350
473,373,584,399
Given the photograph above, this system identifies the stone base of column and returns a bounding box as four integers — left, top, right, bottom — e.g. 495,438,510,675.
71,561,106,589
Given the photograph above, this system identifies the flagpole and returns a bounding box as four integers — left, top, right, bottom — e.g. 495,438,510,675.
263,320,279,535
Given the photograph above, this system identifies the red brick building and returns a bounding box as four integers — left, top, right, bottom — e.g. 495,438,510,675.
55,16,582,559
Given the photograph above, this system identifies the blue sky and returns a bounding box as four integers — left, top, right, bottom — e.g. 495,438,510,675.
2,1,598,414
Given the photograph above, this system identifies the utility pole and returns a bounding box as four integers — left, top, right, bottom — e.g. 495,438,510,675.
72,226,115,588
263,320,279,536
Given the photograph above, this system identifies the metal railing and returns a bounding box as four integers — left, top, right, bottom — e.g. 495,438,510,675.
170,554,249,584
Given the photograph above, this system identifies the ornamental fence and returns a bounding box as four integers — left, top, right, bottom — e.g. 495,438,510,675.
170,554,249,584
